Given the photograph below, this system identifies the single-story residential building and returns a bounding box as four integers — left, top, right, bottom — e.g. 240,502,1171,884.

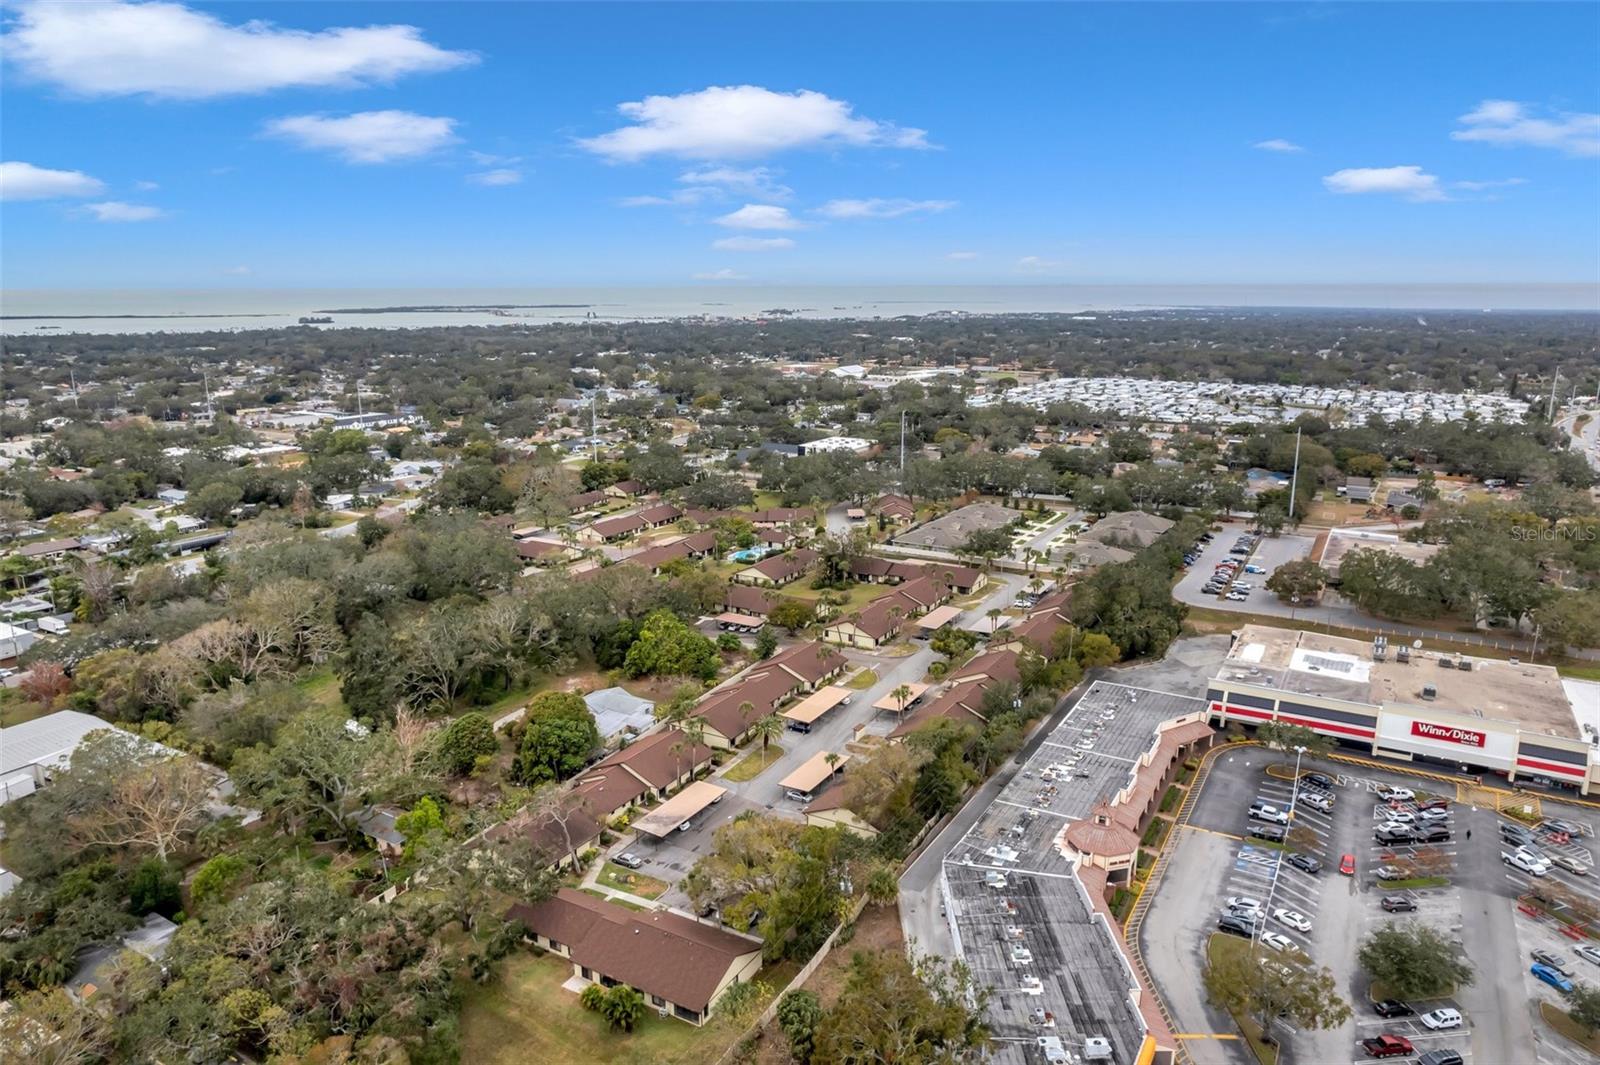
508,889,763,1026
584,512,648,543
483,795,605,870
517,539,579,566
354,804,407,857
733,548,818,587
764,640,848,690
872,494,915,523
748,507,814,529
723,584,782,618
803,787,879,839
605,479,647,499
584,687,656,741
637,503,683,528
694,668,797,748
579,726,716,807
1342,476,1376,504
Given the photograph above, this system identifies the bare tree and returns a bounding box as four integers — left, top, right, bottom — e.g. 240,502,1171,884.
0,987,110,1065
529,785,589,871
70,750,214,861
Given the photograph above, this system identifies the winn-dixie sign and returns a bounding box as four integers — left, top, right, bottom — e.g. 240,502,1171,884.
1410,721,1486,748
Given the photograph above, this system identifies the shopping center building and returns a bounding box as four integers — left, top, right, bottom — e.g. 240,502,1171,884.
1209,625,1599,794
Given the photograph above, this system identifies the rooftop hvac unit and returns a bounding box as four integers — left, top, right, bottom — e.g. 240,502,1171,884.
1396,646,1411,663
1438,657,1455,669
1421,684,1438,700
1457,658,1472,671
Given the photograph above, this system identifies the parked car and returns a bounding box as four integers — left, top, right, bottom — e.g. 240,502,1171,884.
1301,772,1334,790
1376,785,1415,801
1378,807,1417,824
1417,808,1450,822
1549,853,1589,876
1339,853,1356,876
1417,825,1452,844
1299,792,1334,813
1574,944,1600,967
1217,914,1255,937
1273,908,1312,933
1532,949,1572,975
1416,798,1450,811
1503,848,1551,876
1500,822,1537,845
1287,853,1320,874
1543,818,1583,837
1375,827,1416,845
1226,895,1264,912
1380,896,1417,912
1417,1051,1465,1065
1375,865,1405,881
1373,999,1414,1018
1419,1008,1463,1030
1249,801,1290,825
1250,824,1287,842
1532,963,1574,993
613,852,644,870
1225,591,1249,602
1259,931,1294,953
1360,1035,1415,1058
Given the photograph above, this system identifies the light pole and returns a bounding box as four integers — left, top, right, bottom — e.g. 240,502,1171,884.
1254,743,1307,955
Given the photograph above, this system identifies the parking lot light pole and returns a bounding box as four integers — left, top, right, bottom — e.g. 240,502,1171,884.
1254,744,1308,954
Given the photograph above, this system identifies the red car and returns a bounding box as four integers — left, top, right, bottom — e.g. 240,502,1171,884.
1416,798,1450,811
1361,1035,1415,1058
1339,853,1356,876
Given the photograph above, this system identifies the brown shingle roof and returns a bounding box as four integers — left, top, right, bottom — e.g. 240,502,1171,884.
766,640,847,686
591,513,646,538
745,548,817,583
638,503,683,525
592,727,713,790
950,648,1023,689
695,668,796,739
507,889,759,1012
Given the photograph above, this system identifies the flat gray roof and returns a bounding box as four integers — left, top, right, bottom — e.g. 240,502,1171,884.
940,683,1207,1064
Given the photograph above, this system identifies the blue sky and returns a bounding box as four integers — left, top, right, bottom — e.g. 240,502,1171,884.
2,1,1597,289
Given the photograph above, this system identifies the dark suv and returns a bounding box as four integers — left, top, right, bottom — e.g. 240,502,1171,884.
1417,825,1452,843
1417,1051,1465,1065
1217,914,1255,937
1374,999,1414,1018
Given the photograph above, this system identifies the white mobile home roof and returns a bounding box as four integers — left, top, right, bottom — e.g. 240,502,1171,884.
0,710,120,775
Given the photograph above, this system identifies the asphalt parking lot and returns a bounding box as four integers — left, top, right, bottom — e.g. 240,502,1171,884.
1144,746,1600,1065
1172,526,1317,612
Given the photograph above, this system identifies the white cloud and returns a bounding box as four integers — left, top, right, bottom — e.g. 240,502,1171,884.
815,198,955,219
134,180,160,191
1016,255,1065,274
0,161,106,201
1453,177,1528,191
2,0,474,99
578,85,929,161
619,187,720,208
679,166,792,199
467,168,522,187
713,204,801,230
945,251,980,261
692,269,746,280
712,236,795,252
1322,165,1445,202
82,201,165,222
1254,138,1305,153
264,111,458,164
469,150,519,167
222,265,252,275
1452,100,1600,157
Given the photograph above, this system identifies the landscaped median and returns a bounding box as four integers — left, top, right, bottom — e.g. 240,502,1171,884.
721,743,785,782
1204,934,1280,1065
1540,1001,1600,1057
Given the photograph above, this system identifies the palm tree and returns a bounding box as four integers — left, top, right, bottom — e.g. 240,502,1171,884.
752,713,784,766
986,607,1003,635
669,740,686,793
735,700,756,744
890,683,913,722
679,716,708,786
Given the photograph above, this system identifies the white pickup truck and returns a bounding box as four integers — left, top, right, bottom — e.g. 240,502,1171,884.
1503,848,1551,876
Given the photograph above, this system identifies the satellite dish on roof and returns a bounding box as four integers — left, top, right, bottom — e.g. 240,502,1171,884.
1413,640,1423,649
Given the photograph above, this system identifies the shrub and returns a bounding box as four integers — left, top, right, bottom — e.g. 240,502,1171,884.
128,858,182,917
579,984,606,1012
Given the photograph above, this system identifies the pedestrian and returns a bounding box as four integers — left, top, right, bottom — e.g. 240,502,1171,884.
1465,827,1472,840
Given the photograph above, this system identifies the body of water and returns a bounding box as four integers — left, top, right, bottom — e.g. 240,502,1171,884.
2,284,1596,336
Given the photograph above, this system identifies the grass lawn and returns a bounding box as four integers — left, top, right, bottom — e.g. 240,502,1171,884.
295,668,347,713
844,669,878,690
0,694,52,728
723,744,785,782
597,863,669,900
786,581,892,612
1540,1001,1600,1055
1206,934,1281,1065
462,951,761,1065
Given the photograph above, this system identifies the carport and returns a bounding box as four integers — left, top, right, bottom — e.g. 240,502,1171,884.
873,682,929,713
779,750,850,800
713,611,764,632
781,684,852,731
632,781,727,839
915,605,963,633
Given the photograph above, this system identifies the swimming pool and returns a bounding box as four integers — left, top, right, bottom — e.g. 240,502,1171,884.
729,548,770,563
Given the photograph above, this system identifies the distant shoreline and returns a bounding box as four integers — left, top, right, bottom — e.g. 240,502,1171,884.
3,312,279,320
316,304,595,313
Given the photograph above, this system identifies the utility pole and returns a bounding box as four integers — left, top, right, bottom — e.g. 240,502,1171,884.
1547,370,1561,423
591,395,598,463
202,369,213,422
69,368,80,409
1286,426,1303,522
900,409,908,475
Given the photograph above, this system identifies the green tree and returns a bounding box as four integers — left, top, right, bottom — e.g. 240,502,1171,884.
128,858,182,917
811,950,991,1064
600,984,646,1032
1266,559,1329,603
189,853,248,907
436,711,499,775
1074,631,1121,668
513,692,601,784
754,625,779,659
1205,938,1351,1039
752,712,785,759
1357,923,1475,1000
1255,722,1336,758
769,599,817,634
1569,984,1600,1035
186,480,243,524
623,609,719,680
778,988,824,1065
